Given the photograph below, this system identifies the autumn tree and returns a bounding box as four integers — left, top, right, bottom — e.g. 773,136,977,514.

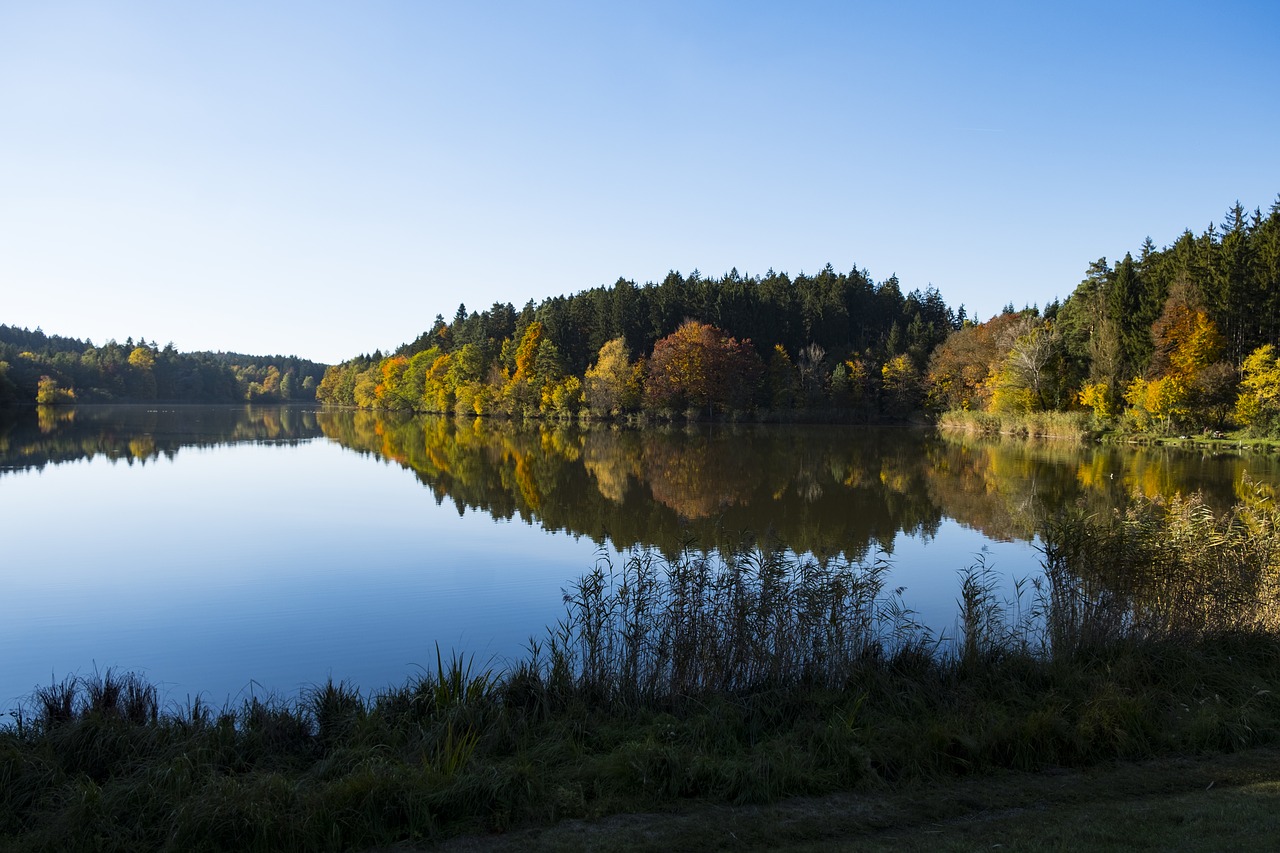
828,358,869,409
36,375,75,405
880,354,922,418
987,318,1064,413
765,345,800,409
368,356,412,409
126,345,158,399
644,320,763,416
584,337,640,416
925,313,1026,411
1236,344,1280,435
1125,292,1229,431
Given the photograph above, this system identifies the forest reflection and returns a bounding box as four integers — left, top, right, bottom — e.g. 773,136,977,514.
0,405,324,474
4,405,1276,561
314,411,1280,558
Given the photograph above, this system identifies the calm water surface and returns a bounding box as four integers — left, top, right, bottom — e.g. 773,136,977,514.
3,405,1277,709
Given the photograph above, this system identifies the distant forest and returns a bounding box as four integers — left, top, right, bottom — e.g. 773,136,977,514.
315,196,1280,434
0,326,326,407
7,196,1280,436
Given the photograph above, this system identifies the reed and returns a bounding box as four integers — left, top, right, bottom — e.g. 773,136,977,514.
546,545,902,703
937,409,1093,441
1040,482,1280,655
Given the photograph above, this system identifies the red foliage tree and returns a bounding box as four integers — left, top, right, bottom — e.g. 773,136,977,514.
644,320,763,415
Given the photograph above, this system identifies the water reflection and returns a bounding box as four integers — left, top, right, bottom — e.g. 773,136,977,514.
313,411,1280,557
6,404,1279,703
0,405,324,473
5,405,1277,559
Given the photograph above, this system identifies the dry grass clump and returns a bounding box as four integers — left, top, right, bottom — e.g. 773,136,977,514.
1041,481,1280,654
937,409,1093,441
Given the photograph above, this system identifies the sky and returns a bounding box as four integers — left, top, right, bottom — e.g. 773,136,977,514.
2,1,1278,365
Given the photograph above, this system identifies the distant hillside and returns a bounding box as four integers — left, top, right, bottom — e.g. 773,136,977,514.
0,325,327,406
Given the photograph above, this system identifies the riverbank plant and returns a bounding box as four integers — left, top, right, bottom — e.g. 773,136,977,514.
936,408,1094,441
4,492,1280,851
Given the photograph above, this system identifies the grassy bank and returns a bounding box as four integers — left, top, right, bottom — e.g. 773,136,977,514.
936,409,1095,441
4,493,1280,852
1100,428,1280,453
433,746,1280,851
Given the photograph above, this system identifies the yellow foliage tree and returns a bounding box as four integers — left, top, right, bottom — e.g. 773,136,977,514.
1124,299,1227,432
127,346,155,370
1077,381,1115,420
583,337,638,416
880,354,922,417
512,322,544,383
543,375,583,419
36,375,75,405
1236,344,1280,433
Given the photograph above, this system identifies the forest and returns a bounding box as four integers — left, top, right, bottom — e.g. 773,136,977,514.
0,326,327,407
316,266,957,421
314,196,1280,436
6,196,1279,438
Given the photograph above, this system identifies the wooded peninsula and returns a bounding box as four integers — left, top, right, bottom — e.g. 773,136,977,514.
4,196,1280,441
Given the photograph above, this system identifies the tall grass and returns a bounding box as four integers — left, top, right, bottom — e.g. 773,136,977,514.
547,546,904,702
937,409,1094,441
3,492,1280,850
1040,483,1280,654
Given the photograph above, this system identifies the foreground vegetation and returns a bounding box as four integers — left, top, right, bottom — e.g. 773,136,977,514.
435,747,1280,851
4,491,1280,851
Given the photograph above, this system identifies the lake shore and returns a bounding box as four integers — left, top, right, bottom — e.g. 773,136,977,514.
5,629,1277,852
6,493,1280,851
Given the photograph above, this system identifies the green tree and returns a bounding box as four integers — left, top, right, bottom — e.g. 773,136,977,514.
0,361,17,407
765,344,800,409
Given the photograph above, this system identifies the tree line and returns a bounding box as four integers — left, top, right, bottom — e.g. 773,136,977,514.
315,194,1280,430
0,326,327,407
9,194,1278,433
316,265,959,420
928,196,1280,435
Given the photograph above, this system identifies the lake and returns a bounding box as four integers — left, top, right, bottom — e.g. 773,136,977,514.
3,404,1277,711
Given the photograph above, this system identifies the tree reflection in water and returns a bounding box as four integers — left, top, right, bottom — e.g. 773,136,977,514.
313,411,1280,561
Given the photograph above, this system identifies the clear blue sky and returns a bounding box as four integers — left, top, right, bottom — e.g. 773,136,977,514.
3,1,1278,364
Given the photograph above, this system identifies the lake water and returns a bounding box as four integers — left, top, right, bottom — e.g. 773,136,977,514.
3,404,1277,710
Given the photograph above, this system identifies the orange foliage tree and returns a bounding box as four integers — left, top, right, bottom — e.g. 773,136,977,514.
644,321,763,415
1125,295,1232,431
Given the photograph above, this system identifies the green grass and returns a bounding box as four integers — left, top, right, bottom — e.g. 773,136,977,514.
1101,427,1280,453
428,747,1280,852
4,494,1280,851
